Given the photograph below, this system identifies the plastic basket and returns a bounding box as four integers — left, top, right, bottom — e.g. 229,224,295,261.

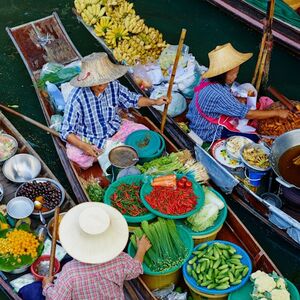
228,279,300,300
177,187,228,237
128,225,193,275
183,240,252,295
103,175,156,223
140,174,205,219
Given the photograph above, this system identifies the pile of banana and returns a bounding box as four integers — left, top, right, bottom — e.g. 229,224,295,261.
74,0,167,65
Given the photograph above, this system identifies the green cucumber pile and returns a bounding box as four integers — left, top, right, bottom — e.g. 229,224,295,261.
186,242,249,290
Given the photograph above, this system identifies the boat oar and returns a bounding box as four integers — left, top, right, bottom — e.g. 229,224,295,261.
160,28,187,133
0,103,60,138
49,206,60,277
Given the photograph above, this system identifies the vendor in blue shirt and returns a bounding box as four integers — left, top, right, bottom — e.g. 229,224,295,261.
187,43,290,142
61,52,168,164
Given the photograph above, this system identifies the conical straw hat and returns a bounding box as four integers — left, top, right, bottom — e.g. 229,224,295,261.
70,52,128,87
202,43,253,79
59,202,129,264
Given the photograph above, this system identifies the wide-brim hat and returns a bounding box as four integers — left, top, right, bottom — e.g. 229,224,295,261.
70,52,128,87
202,43,253,79
59,202,129,264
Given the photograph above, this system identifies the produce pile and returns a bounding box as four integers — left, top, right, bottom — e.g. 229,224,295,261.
131,218,188,272
137,150,209,183
186,187,225,232
17,180,62,211
74,0,167,65
250,271,291,300
242,146,270,169
84,178,105,202
146,175,197,215
186,242,249,290
110,183,148,216
0,134,16,161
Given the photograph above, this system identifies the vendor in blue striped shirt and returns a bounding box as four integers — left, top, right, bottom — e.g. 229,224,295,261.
187,43,290,142
61,53,168,164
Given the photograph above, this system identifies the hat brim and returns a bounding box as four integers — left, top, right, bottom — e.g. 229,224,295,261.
202,53,253,79
70,65,128,87
59,203,129,264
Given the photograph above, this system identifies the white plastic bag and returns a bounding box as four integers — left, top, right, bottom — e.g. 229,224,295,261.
132,64,153,90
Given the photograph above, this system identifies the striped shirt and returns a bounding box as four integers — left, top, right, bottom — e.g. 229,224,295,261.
43,253,143,300
60,81,141,148
186,82,249,141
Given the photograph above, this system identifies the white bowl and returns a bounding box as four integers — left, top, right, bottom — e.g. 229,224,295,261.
225,136,252,161
7,196,34,219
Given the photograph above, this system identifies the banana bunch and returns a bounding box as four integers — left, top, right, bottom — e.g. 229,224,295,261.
74,0,101,13
81,4,106,25
108,1,135,19
123,15,145,34
105,24,129,48
94,16,114,37
100,0,123,6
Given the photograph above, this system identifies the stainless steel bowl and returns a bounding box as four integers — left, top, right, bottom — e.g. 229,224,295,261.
2,154,42,183
7,196,34,219
7,265,29,274
0,183,3,202
0,133,18,163
15,178,65,218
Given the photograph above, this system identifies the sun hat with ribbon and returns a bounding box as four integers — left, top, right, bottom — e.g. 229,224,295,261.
70,52,128,87
202,43,253,79
59,202,129,264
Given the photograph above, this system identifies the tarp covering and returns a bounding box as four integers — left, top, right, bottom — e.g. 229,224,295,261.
244,0,300,28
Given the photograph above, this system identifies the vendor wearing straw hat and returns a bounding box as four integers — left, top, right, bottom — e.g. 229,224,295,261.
42,203,151,300
61,52,169,168
187,43,290,142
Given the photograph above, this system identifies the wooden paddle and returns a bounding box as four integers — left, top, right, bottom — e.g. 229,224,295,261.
160,28,187,133
49,206,60,277
0,104,60,138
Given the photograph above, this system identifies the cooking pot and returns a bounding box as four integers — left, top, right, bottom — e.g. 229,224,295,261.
270,129,300,189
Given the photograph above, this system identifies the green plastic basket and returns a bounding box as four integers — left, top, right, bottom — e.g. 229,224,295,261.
140,174,205,219
127,225,193,275
228,279,300,300
177,187,228,236
103,175,156,223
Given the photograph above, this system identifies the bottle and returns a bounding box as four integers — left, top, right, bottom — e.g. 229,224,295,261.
45,81,65,113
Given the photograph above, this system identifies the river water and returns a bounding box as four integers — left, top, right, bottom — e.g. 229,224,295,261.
0,0,299,289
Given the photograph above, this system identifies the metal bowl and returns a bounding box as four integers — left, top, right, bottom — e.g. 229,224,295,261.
7,265,29,274
0,133,18,163
261,193,283,209
15,178,65,219
47,212,66,244
2,154,42,183
240,143,271,172
0,183,3,202
7,196,34,219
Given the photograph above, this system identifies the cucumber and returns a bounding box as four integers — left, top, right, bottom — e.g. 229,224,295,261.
187,265,192,276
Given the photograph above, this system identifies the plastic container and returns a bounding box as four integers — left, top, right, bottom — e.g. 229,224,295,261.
45,81,65,113
140,174,205,219
245,169,266,187
127,226,193,290
183,240,252,296
228,279,300,300
30,255,60,281
103,175,156,223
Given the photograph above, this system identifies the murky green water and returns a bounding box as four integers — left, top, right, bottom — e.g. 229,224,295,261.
0,0,299,288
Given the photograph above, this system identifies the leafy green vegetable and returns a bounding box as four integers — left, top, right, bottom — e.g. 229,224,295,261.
86,181,105,202
204,187,225,209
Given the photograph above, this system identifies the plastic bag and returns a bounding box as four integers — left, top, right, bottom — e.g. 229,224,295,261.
151,85,187,117
131,63,153,91
144,62,164,85
50,114,63,132
152,284,187,300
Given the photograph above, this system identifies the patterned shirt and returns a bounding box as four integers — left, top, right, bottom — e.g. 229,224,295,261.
43,252,143,300
186,82,249,141
60,81,141,148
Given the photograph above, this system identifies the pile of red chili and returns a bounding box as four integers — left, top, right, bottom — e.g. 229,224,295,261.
145,178,197,215
111,183,148,216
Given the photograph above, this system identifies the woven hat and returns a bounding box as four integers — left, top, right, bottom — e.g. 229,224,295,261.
59,202,129,264
202,43,253,79
70,52,128,87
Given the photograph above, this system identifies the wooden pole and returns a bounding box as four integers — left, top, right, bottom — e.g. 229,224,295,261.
160,28,187,133
0,103,60,138
49,206,60,277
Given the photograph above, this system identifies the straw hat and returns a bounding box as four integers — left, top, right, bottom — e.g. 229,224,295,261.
70,52,128,87
59,202,129,264
202,43,253,79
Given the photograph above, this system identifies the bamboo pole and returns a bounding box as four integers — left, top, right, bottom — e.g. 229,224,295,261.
0,104,60,138
160,28,187,133
49,207,60,277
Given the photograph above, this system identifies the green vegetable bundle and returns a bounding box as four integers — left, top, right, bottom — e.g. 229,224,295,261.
186,242,249,290
130,218,188,272
85,180,105,202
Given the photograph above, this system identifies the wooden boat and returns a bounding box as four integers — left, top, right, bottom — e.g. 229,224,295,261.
72,12,300,252
206,0,300,55
4,13,286,297
0,111,156,300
